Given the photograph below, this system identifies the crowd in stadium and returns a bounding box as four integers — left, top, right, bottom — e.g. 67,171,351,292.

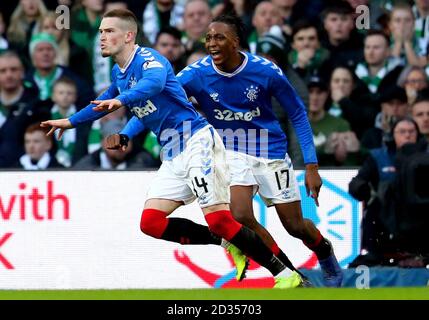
0,0,428,266
1,0,429,170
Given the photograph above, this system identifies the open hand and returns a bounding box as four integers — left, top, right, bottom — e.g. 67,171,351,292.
40,118,73,140
92,99,123,112
305,164,322,206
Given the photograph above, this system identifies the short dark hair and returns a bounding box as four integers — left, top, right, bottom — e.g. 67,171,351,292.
322,1,354,20
413,88,429,106
53,76,77,91
364,29,390,46
155,26,182,43
25,123,50,136
211,14,246,47
103,8,138,31
291,20,320,42
0,50,23,65
391,116,421,136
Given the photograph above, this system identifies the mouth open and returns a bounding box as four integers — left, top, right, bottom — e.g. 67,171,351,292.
210,51,221,59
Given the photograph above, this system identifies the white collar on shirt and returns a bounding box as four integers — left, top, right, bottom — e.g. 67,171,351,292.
119,45,139,73
211,51,248,78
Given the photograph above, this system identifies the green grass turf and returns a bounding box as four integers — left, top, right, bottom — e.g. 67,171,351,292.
0,287,428,300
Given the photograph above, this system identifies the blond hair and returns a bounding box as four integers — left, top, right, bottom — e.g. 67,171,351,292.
7,0,47,45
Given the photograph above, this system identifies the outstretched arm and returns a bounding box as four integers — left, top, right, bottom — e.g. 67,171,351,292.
69,83,120,126
40,83,119,138
40,118,73,139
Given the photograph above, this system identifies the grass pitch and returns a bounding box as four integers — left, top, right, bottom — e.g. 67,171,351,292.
0,287,428,300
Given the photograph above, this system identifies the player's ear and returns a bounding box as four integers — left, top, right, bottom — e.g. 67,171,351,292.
233,36,240,49
125,30,135,43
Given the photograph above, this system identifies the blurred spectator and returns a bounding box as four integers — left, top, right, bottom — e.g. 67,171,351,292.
104,0,128,11
182,0,212,54
355,30,403,95
414,0,429,58
248,1,282,53
330,66,379,139
349,117,428,267
414,0,429,19
50,77,101,167
7,0,48,67
186,47,206,64
14,122,63,170
321,1,364,69
288,20,330,82
40,11,71,66
412,93,429,143
155,27,186,73
211,0,257,36
142,0,184,45
256,25,308,105
307,75,360,166
397,65,428,105
26,32,95,108
270,0,296,36
361,85,409,150
389,3,428,68
330,66,355,117
73,111,159,169
0,11,8,52
70,0,104,86
0,50,48,168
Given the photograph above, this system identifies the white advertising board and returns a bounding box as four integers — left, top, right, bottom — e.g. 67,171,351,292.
0,170,360,289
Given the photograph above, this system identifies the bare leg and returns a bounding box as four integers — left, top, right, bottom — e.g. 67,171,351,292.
275,201,321,244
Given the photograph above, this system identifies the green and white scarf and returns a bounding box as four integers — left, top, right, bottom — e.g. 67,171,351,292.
87,119,102,154
288,48,329,72
51,104,77,167
355,58,402,93
328,104,342,118
0,104,7,128
415,16,429,56
143,131,161,159
34,67,62,100
93,33,114,94
247,30,259,54
51,105,102,167
142,0,184,44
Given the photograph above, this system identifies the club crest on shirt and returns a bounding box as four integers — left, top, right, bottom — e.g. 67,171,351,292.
244,85,259,102
128,76,137,89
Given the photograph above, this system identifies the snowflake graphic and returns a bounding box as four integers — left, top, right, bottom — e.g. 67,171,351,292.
244,85,259,102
